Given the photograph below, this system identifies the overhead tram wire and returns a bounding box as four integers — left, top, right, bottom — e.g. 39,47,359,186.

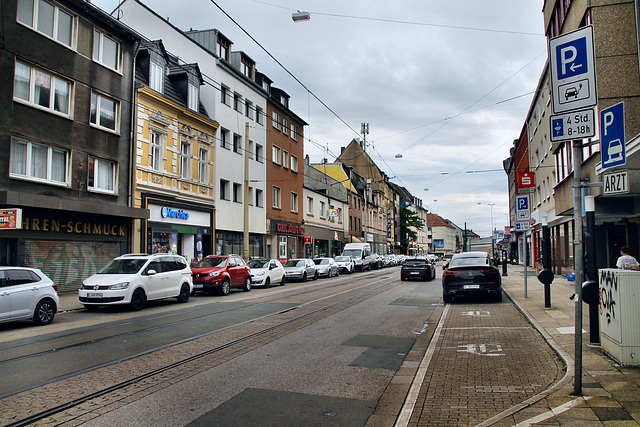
209,0,361,139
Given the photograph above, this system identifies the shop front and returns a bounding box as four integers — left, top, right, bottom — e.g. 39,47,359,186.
267,219,304,263
304,225,347,258
0,207,136,293
144,196,214,265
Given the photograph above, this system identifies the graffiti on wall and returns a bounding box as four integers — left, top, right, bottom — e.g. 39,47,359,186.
25,241,120,292
599,269,618,325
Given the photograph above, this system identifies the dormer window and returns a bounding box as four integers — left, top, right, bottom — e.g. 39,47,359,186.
280,95,288,109
240,60,252,79
188,83,199,112
150,62,164,93
217,39,229,61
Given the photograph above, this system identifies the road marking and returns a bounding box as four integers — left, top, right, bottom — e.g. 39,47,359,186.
395,304,451,427
512,396,592,426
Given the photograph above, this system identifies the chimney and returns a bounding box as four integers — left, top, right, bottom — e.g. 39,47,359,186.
305,154,310,164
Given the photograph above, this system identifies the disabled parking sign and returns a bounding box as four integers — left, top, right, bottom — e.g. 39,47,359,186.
549,26,597,113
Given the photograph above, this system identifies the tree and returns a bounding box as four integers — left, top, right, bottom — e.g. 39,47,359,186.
399,206,424,254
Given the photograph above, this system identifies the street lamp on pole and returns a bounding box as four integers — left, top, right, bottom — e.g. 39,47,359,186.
478,203,496,257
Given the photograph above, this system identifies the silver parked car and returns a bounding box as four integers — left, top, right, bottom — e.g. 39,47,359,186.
284,258,317,282
313,257,340,278
0,267,59,325
248,258,286,288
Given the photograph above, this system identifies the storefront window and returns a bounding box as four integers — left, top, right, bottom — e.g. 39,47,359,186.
153,231,179,254
279,236,287,259
288,237,297,259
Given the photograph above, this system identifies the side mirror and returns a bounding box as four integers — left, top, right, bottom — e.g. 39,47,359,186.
146,269,157,276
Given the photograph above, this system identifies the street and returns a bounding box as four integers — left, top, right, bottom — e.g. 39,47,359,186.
0,266,562,426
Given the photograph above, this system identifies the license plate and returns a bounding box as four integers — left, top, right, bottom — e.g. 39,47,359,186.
87,292,102,298
464,285,480,289
411,272,419,275
194,284,203,289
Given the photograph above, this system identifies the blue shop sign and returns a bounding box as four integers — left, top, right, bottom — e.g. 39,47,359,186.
161,207,190,220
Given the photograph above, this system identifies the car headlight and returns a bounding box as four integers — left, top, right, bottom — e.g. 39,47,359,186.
108,282,130,290
208,271,221,277
254,271,265,277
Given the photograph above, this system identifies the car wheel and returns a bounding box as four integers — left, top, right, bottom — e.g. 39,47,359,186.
280,275,286,286
177,283,190,303
33,299,56,325
302,272,307,282
219,279,231,296
129,289,147,311
443,293,453,304
313,271,318,280
336,269,340,277
350,266,354,274
243,277,251,292
264,277,270,288
327,269,332,278
494,292,503,303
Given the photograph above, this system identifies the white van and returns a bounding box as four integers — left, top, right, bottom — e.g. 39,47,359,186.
342,243,375,271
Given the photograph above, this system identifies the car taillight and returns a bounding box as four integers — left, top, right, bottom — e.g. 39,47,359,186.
443,270,460,275
481,268,499,274
52,283,58,291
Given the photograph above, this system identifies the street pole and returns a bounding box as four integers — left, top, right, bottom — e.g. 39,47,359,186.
584,195,600,344
542,215,552,308
243,122,250,261
572,139,584,396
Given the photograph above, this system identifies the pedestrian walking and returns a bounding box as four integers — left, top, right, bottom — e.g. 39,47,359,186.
616,246,639,270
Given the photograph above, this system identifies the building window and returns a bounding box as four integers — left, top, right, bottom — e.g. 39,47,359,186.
198,148,208,183
272,186,281,209
272,111,280,130
248,186,254,205
188,83,199,112
180,142,190,179
220,179,229,200
220,85,230,106
150,131,162,171
92,29,120,71
233,93,242,112
290,155,298,173
17,0,74,47
256,189,263,207
88,156,115,193
319,201,325,218
282,118,288,135
282,150,289,169
150,62,164,93
245,100,253,119
291,124,298,141
306,197,313,215
217,40,229,61
233,134,242,154
10,138,68,185
255,106,263,124
291,192,298,213
240,60,252,78
256,144,264,163
90,92,118,131
272,145,281,165
220,128,230,149
14,61,71,116
233,183,242,203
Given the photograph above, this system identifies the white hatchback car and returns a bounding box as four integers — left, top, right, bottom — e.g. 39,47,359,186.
248,258,286,288
0,267,59,325
79,254,193,311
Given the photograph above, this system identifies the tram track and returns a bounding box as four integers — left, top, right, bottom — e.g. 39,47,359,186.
1,271,399,427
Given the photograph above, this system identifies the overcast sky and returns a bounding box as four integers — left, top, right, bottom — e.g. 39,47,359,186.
92,0,548,238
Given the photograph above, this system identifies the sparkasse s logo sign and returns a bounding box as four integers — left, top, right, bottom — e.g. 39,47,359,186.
517,171,535,188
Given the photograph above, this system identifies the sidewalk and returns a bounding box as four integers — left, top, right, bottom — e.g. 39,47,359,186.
386,264,640,426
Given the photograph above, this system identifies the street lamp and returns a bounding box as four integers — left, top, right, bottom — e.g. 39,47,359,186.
292,11,311,22
478,203,496,257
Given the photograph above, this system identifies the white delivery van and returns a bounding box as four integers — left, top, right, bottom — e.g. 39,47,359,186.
342,243,375,271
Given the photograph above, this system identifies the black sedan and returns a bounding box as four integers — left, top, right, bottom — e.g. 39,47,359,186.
400,257,436,281
442,252,502,303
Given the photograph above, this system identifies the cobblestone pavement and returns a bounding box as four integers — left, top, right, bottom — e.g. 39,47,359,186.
368,264,640,427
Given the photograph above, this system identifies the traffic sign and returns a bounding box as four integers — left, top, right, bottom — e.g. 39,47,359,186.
600,102,626,170
603,169,629,195
515,194,530,221
515,222,530,232
550,108,595,142
549,25,597,113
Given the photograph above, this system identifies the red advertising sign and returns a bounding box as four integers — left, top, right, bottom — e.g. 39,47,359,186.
0,209,22,230
518,171,535,188
304,235,312,244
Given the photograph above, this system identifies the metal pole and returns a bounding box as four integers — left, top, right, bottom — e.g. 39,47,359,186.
572,140,584,396
524,234,528,298
243,122,250,261
543,220,551,308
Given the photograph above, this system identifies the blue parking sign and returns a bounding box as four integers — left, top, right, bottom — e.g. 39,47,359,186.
552,118,564,138
600,102,625,170
555,37,588,79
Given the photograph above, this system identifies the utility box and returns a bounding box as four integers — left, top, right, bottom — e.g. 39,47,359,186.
598,269,640,366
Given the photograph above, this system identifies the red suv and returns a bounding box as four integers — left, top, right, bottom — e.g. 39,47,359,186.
191,255,252,296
